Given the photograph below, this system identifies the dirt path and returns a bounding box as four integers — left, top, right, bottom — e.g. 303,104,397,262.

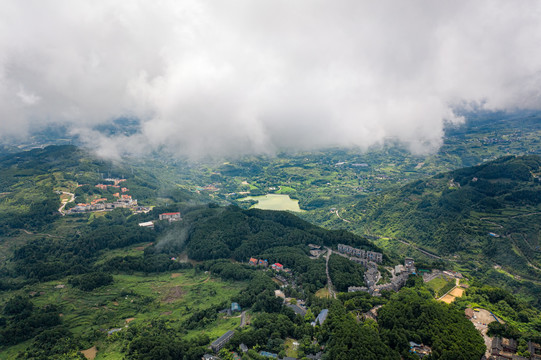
479,218,504,229
179,274,211,286
511,212,541,218
333,209,351,223
392,238,442,259
21,229,61,238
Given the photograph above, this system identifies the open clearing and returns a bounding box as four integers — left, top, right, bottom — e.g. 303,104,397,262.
9,269,246,359
440,294,456,304
427,276,453,294
162,286,186,303
284,338,299,358
469,308,502,359
315,287,332,299
438,279,464,304
449,287,464,297
81,346,97,360
238,194,303,212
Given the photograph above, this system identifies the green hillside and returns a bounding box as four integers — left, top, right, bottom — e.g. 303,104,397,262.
342,155,541,305
1,145,541,359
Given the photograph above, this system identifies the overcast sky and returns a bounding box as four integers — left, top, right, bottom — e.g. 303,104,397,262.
1,1,541,158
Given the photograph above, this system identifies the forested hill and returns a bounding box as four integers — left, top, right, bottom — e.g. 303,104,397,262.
171,205,382,262
348,155,541,300
0,145,196,235
0,145,98,233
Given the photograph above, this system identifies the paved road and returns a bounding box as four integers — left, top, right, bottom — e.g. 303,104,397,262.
325,247,336,298
393,238,441,259
58,191,75,215
240,311,247,327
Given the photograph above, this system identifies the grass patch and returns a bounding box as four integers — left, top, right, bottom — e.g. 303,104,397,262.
427,276,455,297
0,269,247,358
284,338,299,358
315,287,331,299
277,186,296,194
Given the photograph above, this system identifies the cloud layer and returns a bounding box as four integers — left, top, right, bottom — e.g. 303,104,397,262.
1,1,541,158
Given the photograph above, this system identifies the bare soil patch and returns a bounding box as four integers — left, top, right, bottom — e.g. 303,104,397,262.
81,346,97,360
450,287,464,297
171,273,181,278
135,242,153,251
440,294,456,304
162,286,186,303
161,311,172,316
125,317,136,323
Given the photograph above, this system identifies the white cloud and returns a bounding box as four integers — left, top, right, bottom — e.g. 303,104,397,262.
1,0,540,157
16,86,40,106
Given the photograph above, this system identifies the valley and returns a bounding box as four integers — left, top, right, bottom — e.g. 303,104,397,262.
0,112,540,359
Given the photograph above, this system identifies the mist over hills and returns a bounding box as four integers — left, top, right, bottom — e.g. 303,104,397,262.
2,1,541,358
0,123,541,358
3,1,541,159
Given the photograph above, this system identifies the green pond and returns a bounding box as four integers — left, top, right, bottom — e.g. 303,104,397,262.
238,194,302,212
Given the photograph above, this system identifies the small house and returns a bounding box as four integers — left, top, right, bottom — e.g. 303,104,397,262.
311,309,328,326
409,342,432,358
258,259,268,267
287,303,307,317
159,212,182,222
249,258,258,266
138,221,155,229
231,302,241,312
271,263,283,271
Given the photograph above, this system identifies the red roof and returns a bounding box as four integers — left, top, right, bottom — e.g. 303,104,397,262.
161,212,180,216
274,263,283,267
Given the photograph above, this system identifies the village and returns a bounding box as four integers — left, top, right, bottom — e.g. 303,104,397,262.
201,244,418,359
202,251,328,360
56,180,540,360
62,178,151,214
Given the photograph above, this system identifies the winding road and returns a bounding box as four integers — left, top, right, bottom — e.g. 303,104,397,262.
58,191,75,215
332,209,351,223
373,236,441,260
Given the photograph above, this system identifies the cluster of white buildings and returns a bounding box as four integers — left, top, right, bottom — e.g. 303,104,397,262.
348,257,416,296
337,244,383,264
69,197,138,213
